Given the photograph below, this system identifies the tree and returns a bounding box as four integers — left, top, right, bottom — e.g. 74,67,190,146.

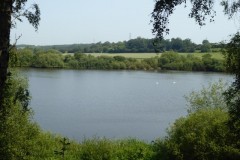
152,0,240,141
0,0,40,110
0,1,40,158
182,38,195,52
171,38,183,51
0,71,42,159
201,39,211,52
224,32,240,139
151,0,238,40
185,80,228,113
15,48,34,67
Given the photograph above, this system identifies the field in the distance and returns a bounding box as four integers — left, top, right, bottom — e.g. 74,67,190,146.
86,52,224,60
86,53,160,59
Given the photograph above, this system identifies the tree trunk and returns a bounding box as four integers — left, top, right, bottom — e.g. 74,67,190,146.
0,0,12,110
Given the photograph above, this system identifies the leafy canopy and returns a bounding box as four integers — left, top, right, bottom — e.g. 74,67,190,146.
151,0,240,39
12,0,40,30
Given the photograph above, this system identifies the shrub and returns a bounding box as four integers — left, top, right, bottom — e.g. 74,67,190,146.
185,80,229,113
152,109,240,160
0,71,41,159
80,138,114,160
79,138,153,160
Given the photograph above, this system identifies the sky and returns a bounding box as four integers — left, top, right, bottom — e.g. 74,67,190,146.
10,0,240,45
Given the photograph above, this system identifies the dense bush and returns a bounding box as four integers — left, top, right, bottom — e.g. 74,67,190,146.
152,109,240,160
32,52,64,68
158,52,225,72
79,138,153,160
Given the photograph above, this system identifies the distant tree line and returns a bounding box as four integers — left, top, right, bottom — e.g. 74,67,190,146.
11,48,225,72
17,37,223,53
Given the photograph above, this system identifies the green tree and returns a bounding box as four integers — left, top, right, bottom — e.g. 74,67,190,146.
185,80,228,113
0,71,41,159
201,39,211,52
151,1,236,39
32,51,64,68
171,38,183,51
224,32,240,140
182,38,195,52
17,48,34,67
0,1,40,158
0,0,40,113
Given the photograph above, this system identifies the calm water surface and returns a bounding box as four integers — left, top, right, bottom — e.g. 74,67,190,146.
20,69,233,141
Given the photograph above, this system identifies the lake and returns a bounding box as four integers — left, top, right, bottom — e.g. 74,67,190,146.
20,69,233,141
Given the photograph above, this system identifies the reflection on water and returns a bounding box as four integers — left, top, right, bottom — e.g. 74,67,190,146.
20,69,233,141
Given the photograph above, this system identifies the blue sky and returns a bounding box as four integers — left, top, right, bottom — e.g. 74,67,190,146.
10,0,239,45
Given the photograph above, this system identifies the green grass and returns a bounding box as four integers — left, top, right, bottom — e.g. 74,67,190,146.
86,52,224,60
86,53,161,59
182,52,224,60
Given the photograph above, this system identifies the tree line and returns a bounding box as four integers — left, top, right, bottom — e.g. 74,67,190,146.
11,48,225,72
18,37,222,53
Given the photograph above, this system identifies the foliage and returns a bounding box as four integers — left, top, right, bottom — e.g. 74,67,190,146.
152,109,240,160
79,138,153,160
14,49,226,72
185,80,229,113
17,135,153,160
202,53,225,71
79,138,115,160
14,50,160,70
0,3,41,158
17,37,224,54
114,139,153,160
151,0,237,39
201,39,211,52
32,51,64,68
54,137,71,159
0,71,40,159
158,51,225,71
12,0,41,30
0,0,41,108
24,132,81,160
89,53,160,59
17,48,34,67
223,32,240,140
151,0,185,39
